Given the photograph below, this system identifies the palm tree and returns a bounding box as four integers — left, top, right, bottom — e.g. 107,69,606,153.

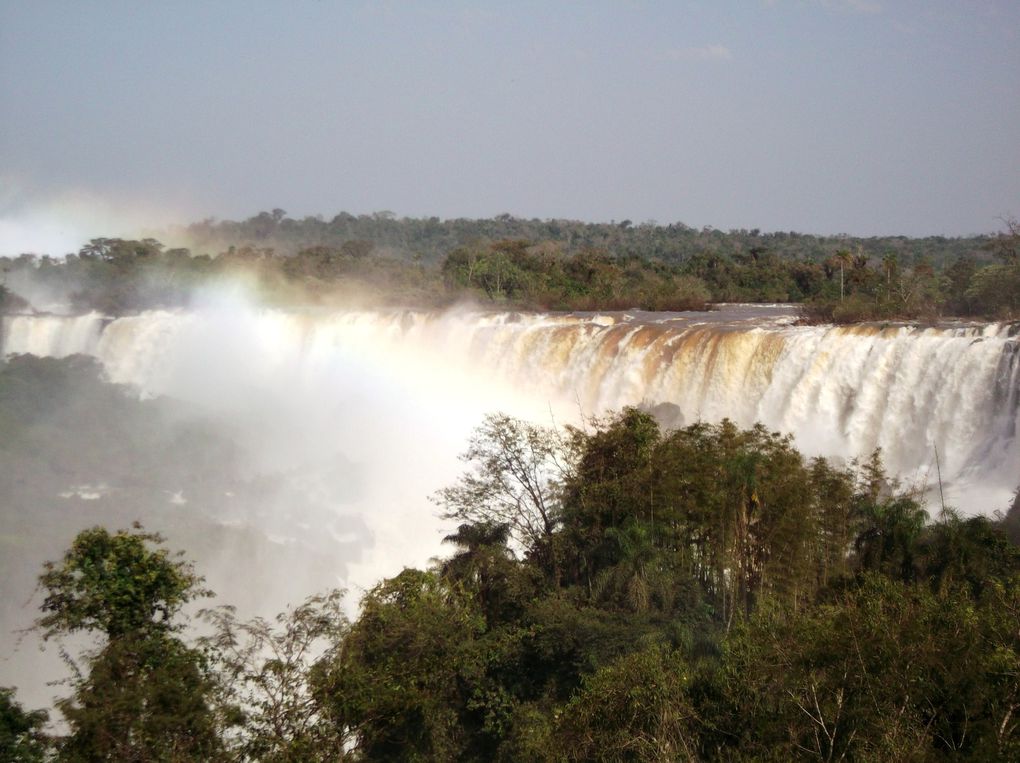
854,496,927,581
592,521,672,613
439,522,515,623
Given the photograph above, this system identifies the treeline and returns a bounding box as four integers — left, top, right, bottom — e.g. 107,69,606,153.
1,214,1018,317
800,217,1020,322
0,238,445,314
0,236,715,313
5,410,1019,760
179,210,992,269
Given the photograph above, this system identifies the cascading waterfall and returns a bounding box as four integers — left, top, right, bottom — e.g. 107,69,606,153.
3,304,1019,517
993,340,1020,442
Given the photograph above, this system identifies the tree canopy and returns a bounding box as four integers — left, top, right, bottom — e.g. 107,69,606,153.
38,525,208,640
7,410,1020,760
3,213,1018,319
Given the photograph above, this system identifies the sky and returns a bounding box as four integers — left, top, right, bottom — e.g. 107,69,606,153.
1,0,1018,252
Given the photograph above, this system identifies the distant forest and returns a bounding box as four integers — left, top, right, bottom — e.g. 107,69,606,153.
178,210,998,265
1,211,1018,320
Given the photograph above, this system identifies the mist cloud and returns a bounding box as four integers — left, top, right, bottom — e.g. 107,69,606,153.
0,178,184,257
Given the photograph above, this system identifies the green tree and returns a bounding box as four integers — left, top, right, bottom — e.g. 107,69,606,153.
202,591,351,762
56,635,222,763
966,260,1020,317
38,525,222,762
38,525,207,640
916,509,1020,596
559,408,661,588
0,687,50,762
435,414,570,582
720,574,1020,760
439,522,524,626
590,520,676,614
943,255,978,314
0,283,30,313
314,569,486,762
554,646,699,761
854,495,927,582
987,215,1019,264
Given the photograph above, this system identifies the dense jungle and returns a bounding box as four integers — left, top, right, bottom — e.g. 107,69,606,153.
2,212,1018,320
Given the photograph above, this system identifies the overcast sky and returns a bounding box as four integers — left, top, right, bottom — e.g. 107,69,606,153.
1,1,1018,252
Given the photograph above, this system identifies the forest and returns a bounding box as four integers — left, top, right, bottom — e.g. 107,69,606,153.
1,212,1018,320
3,388,1019,761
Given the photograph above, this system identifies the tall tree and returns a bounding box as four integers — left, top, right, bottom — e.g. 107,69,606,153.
202,591,351,762
314,569,486,761
435,414,570,581
37,525,222,762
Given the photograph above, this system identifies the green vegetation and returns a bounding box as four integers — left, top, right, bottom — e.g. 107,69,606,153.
201,591,351,762
37,525,222,762
0,283,29,313
176,211,995,272
6,409,1019,760
1,688,49,763
2,212,1018,318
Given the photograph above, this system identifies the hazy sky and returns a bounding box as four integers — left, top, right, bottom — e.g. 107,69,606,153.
1,1,1018,251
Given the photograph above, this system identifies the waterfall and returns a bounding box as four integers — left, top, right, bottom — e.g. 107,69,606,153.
3,304,1018,514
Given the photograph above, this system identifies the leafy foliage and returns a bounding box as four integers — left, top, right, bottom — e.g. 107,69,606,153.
435,413,570,580
201,591,351,762
313,570,487,761
554,646,699,761
721,574,1020,760
0,687,50,762
10,411,1020,759
37,525,221,762
3,213,1016,318
56,634,223,762
38,525,208,640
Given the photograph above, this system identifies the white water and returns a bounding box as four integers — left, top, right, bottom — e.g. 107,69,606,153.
3,304,1019,588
